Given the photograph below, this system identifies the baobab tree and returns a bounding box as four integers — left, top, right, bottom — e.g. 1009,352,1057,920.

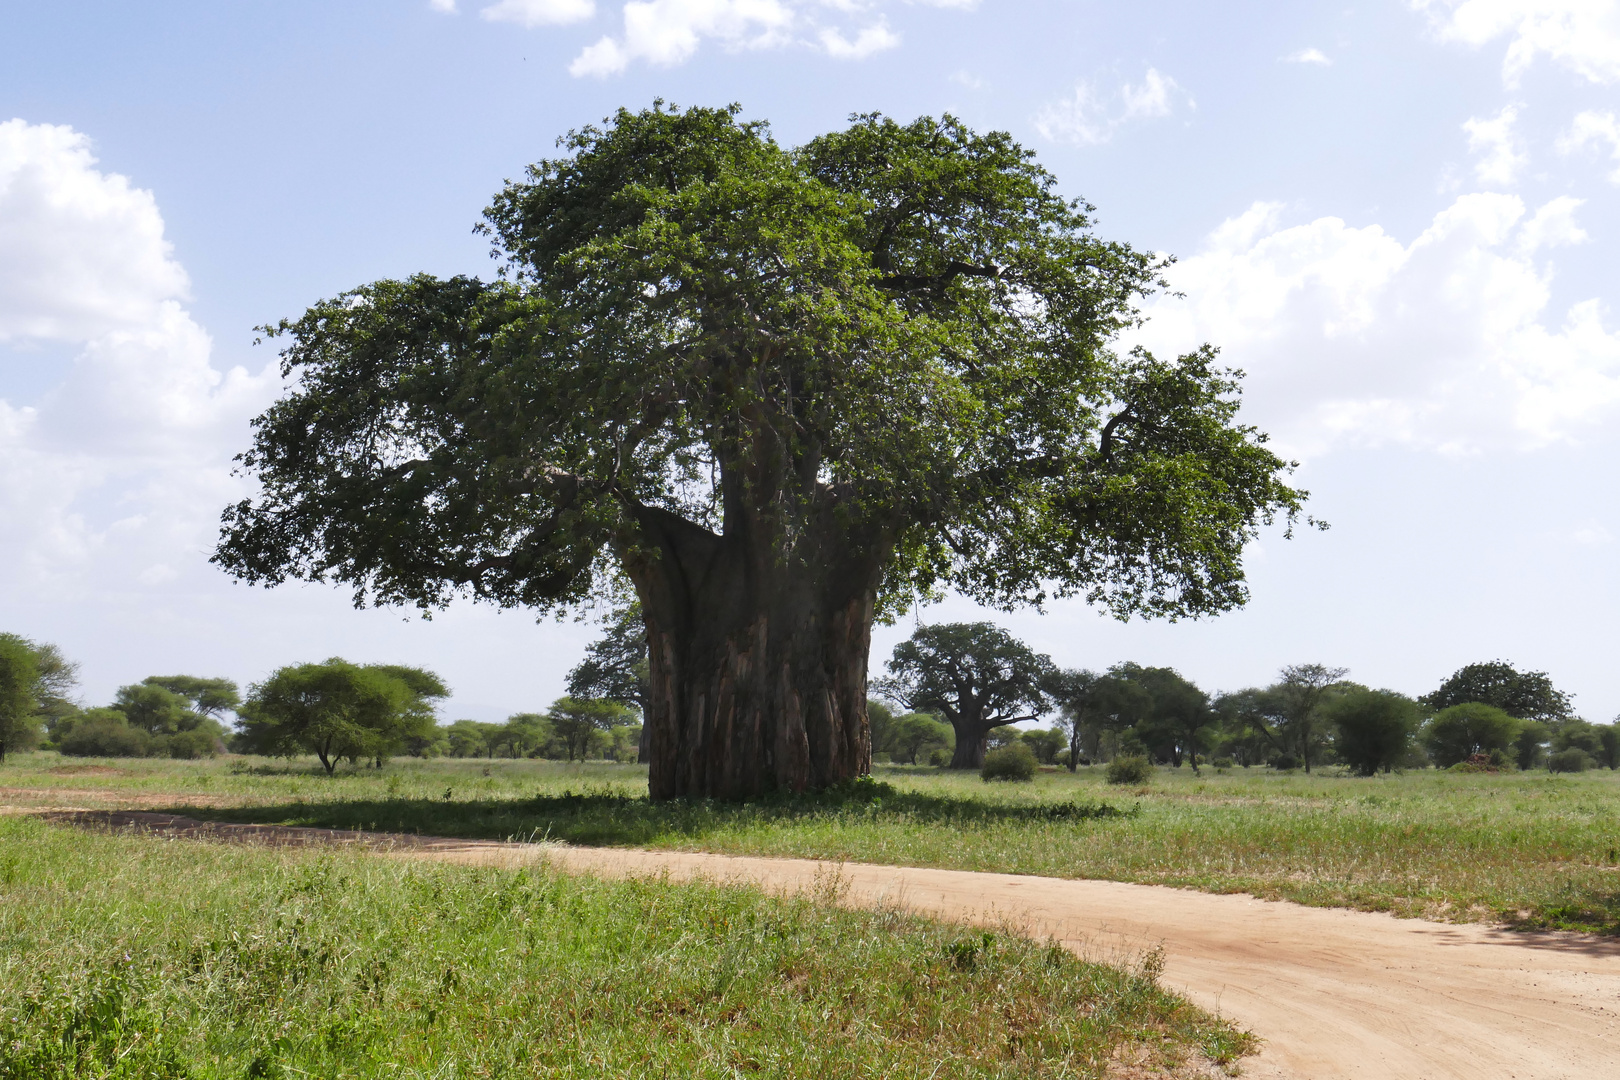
215,104,1311,799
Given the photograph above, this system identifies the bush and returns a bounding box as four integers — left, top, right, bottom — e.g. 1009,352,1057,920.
56,710,153,757
1423,703,1520,767
1548,747,1594,774
980,742,1037,782
1105,755,1152,785
1020,728,1066,765
1211,756,1234,770
164,728,219,760
927,747,951,767
1270,753,1300,771
1325,688,1420,776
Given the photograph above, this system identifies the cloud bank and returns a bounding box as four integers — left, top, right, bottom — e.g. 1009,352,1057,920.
1132,193,1617,456
0,120,275,603
1412,0,1620,86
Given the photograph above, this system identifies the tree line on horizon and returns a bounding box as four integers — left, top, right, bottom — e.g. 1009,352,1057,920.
4,621,1615,777
866,621,1619,777
0,634,641,772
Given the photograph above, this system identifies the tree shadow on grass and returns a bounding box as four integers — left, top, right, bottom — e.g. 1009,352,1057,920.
165,778,1138,848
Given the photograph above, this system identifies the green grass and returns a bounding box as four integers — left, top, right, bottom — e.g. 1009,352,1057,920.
0,815,1249,1078
7,753,1620,933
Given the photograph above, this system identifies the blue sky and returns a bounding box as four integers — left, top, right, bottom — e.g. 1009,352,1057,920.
4,0,1620,723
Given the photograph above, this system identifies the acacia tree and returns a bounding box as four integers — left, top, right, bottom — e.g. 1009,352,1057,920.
142,676,241,720
548,697,633,761
878,622,1055,769
0,637,41,762
214,105,1309,800
1240,664,1350,773
1050,667,1151,769
566,601,650,760
1108,663,1212,772
237,659,446,774
0,633,79,745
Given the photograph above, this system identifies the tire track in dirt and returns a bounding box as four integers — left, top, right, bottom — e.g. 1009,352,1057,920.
41,811,1620,1080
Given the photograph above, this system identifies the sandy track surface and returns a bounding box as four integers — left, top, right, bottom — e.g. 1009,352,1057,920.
44,810,1620,1080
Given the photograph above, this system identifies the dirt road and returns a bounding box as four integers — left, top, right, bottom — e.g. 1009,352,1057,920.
48,812,1620,1079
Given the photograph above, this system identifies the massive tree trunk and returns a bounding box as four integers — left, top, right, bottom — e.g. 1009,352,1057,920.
624,504,883,801
944,713,998,770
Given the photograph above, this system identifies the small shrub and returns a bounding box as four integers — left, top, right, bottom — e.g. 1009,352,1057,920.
1105,755,1151,785
927,747,951,767
1270,753,1300,771
980,743,1037,782
1548,748,1594,774
165,729,218,760
1211,757,1234,770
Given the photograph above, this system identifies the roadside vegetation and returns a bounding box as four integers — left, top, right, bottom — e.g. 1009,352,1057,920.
0,814,1249,1079
5,753,1619,934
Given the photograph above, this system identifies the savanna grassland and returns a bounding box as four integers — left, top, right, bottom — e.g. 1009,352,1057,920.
5,753,1620,933
0,813,1249,1079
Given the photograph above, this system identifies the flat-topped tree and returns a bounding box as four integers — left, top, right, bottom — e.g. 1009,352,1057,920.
214,104,1310,800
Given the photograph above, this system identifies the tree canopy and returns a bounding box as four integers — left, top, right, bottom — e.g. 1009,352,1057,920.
141,675,241,720
214,104,1311,798
1421,661,1572,722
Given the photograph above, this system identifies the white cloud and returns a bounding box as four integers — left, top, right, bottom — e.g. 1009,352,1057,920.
819,21,899,60
1034,68,1190,146
1559,109,1620,179
429,0,458,13
460,0,969,74
0,121,277,602
1283,47,1333,65
1121,68,1180,119
1516,193,1589,249
1411,0,1620,86
1572,522,1615,544
1131,193,1618,456
0,120,190,342
1463,103,1528,185
570,0,793,75
481,0,595,26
